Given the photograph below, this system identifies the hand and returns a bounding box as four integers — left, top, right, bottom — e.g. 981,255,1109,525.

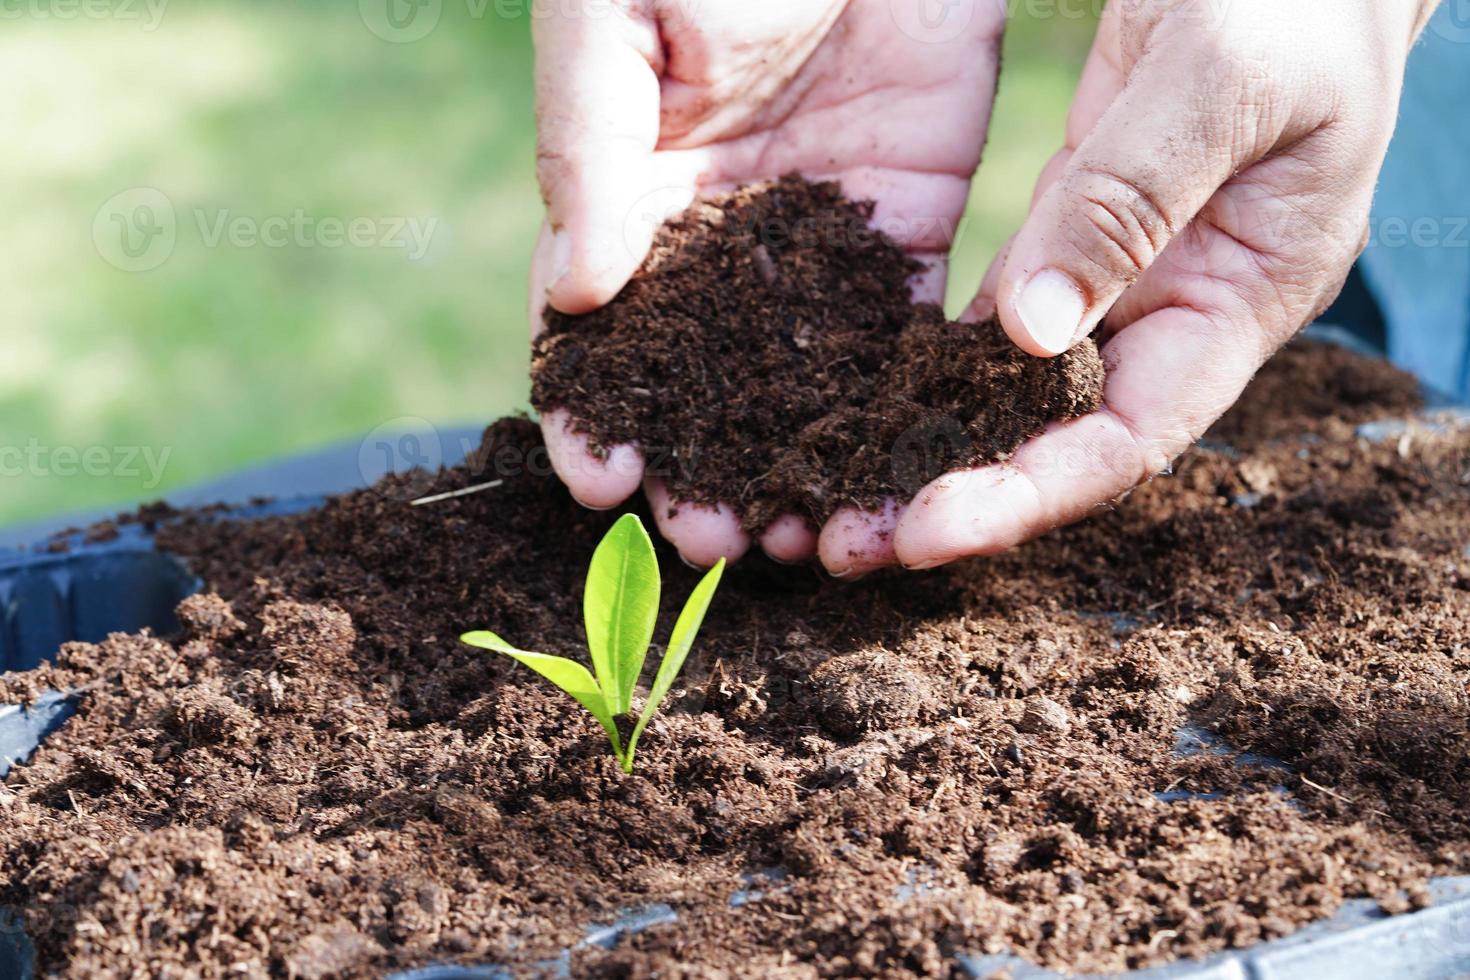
880,0,1441,572
530,0,1004,570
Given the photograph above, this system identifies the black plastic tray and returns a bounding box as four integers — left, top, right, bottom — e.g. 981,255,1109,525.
5,385,1470,978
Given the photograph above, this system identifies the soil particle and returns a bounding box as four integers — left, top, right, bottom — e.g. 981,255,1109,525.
532,175,1105,530
261,599,357,671
811,651,938,738
287,924,388,980
164,682,259,747
1017,695,1071,735
2,343,1469,978
1203,338,1423,450
175,593,244,642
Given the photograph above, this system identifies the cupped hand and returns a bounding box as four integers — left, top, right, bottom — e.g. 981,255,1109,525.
883,0,1440,572
530,0,1004,571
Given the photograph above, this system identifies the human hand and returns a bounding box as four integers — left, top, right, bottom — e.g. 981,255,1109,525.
529,0,1004,569
874,0,1441,573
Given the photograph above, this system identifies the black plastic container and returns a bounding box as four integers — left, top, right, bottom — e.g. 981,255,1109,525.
4,376,1470,978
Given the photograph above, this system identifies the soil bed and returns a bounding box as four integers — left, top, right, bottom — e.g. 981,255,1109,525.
3,342,1470,979
532,176,1105,529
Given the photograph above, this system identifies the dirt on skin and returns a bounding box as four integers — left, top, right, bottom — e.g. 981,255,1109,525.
3,339,1469,978
531,175,1105,531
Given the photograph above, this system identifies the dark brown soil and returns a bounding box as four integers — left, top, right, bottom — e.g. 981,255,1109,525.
1203,338,1426,451
3,341,1469,978
532,176,1105,530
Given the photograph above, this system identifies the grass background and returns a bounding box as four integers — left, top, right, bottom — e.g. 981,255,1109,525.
0,1,1096,526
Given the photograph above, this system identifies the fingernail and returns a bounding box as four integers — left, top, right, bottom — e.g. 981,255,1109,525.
548,229,572,293
1016,269,1086,355
830,567,869,582
902,558,945,571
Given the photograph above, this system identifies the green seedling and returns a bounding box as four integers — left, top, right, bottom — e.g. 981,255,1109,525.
461,513,725,774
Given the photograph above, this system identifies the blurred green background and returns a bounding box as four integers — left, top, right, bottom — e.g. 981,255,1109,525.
0,1,1096,526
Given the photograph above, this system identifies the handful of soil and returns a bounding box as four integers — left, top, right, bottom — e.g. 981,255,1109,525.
532,176,1105,530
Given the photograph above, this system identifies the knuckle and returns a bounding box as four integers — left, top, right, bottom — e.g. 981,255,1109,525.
1063,168,1176,279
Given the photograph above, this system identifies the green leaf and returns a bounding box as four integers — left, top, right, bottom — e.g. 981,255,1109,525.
625,558,726,770
461,631,623,755
583,513,661,716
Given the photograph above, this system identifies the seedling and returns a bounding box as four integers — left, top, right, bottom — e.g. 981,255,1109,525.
461,513,725,774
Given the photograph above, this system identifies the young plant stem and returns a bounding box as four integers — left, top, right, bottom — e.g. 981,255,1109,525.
461,514,726,774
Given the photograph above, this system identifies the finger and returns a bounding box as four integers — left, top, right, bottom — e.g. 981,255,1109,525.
962,8,1118,326
529,221,555,339
540,409,644,510
893,305,1261,567
963,151,1070,323
533,4,668,314
1028,148,1074,212
993,38,1270,357
645,478,752,568
818,499,905,579
906,113,1385,569
908,254,949,305
758,515,818,565
1061,3,1126,149
828,166,974,254
962,234,1012,323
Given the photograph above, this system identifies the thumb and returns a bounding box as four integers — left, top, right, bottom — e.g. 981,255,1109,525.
533,5,671,315
995,44,1263,357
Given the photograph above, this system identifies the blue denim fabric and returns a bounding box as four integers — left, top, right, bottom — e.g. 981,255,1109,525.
1357,3,1470,400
